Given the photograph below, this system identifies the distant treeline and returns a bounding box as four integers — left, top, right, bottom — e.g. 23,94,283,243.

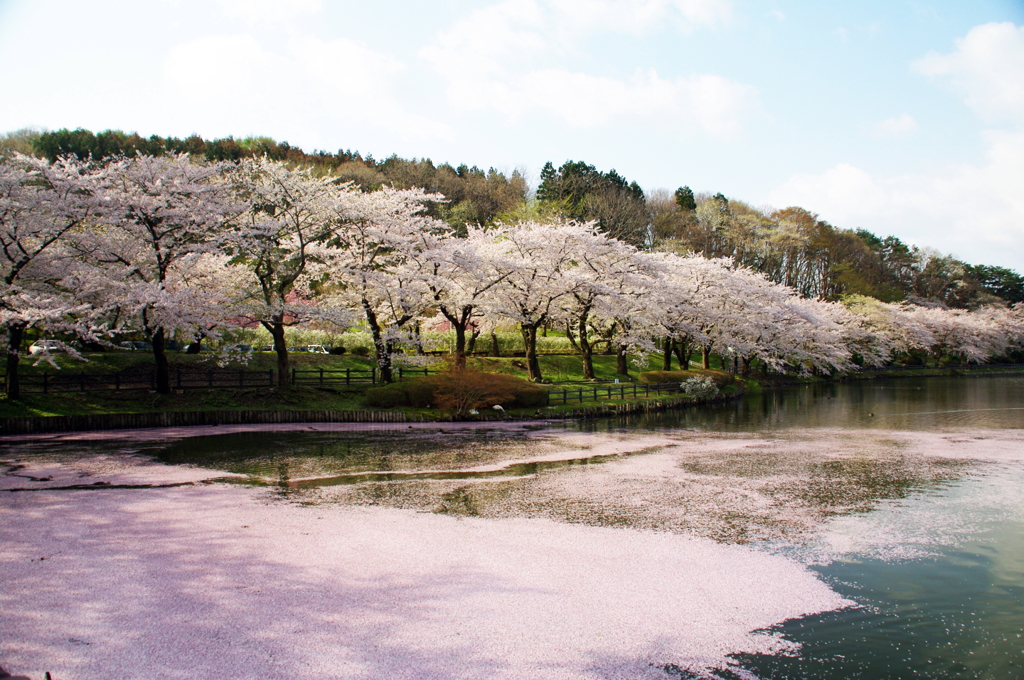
3,127,1021,309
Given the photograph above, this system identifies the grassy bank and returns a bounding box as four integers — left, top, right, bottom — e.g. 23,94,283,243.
0,351,666,419
4,348,1017,422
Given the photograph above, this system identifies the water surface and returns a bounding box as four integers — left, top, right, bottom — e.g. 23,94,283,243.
7,374,1024,679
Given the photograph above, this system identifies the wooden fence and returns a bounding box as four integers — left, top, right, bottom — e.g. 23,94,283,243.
549,382,685,405
292,368,376,386
290,367,435,386
4,369,275,393
0,409,420,436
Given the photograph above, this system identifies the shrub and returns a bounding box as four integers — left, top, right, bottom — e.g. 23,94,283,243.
363,370,549,415
363,383,409,408
329,345,347,355
681,375,719,398
351,346,370,356
638,369,734,386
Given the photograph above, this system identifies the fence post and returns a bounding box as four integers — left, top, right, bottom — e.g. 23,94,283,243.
208,370,214,388
398,367,403,381
372,367,376,384
292,368,296,385
319,368,324,388
268,370,274,387
345,368,351,385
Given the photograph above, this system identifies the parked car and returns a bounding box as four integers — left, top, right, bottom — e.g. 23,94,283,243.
119,341,153,351
28,340,66,356
287,346,308,352
305,344,329,354
225,344,252,353
258,345,274,352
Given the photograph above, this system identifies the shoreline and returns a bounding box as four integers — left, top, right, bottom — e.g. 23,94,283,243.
2,365,1021,439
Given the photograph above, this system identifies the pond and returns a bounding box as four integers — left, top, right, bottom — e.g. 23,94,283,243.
3,373,1023,679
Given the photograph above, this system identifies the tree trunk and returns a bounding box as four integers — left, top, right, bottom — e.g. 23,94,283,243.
579,316,594,380
453,323,467,369
467,328,480,355
521,323,542,381
440,306,470,368
362,300,392,383
675,340,689,369
662,336,673,371
490,331,501,357
702,346,710,370
151,327,171,395
414,322,425,356
565,322,580,352
616,344,629,377
4,324,25,399
267,320,290,388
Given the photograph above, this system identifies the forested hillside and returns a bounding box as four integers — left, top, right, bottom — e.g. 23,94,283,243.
4,127,1021,309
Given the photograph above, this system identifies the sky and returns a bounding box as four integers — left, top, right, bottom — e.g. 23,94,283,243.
2,0,1023,271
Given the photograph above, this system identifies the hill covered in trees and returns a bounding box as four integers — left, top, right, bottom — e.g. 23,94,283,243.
3,127,1021,310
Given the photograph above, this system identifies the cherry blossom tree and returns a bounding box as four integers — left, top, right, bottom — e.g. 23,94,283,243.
0,154,110,398
405,227,511,368
223,157,356,387
85,154,244,394
325,186,448,383
480,221,593,382
842,295,933,360
566,236,662,378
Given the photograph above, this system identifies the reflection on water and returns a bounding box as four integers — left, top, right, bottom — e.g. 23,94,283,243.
593,374,1024,433
145,376,1023,547
733,517,1024,679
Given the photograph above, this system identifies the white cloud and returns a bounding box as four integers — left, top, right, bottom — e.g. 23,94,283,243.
914,22,1024,125
872,113,918,137
162,34,451,143
766,129,1024,271
212,0,322,25
767,22,1024,271
420,0,752,137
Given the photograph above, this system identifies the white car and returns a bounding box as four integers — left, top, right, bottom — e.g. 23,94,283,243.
306,344,329,354
28,340,65,356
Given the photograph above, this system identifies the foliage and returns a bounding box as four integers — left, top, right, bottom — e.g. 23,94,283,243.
638,370,735,386
4,148,1024,405
364,370,548,414
537,160,648,247
32,128,527,232
681,375,719,398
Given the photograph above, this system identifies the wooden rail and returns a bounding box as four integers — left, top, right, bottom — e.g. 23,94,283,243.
0,409,420,436
549,382,685,405
2,369,275,393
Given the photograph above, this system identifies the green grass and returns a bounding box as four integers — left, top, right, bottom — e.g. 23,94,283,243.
1,350,379,418
0,385,373,418
0,350,673,418
12,350,377,375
